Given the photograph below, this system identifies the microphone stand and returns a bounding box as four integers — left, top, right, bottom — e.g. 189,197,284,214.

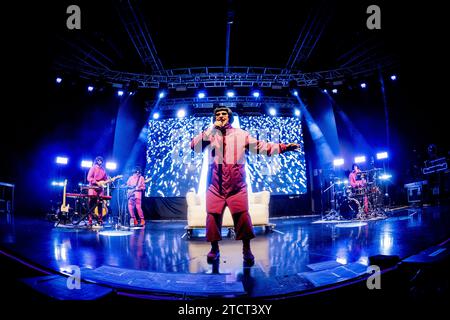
322,180,339,220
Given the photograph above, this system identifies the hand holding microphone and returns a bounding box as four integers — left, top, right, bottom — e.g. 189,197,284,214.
214,120,224,128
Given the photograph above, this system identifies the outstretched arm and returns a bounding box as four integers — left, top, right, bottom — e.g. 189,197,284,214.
247,135,300,156
285,143,300,151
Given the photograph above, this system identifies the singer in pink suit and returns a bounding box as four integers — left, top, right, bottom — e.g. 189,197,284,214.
191,106,300,265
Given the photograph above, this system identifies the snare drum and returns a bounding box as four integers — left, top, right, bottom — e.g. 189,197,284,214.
344,185,353,196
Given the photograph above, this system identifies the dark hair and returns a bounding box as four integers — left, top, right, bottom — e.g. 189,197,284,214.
95,156,104,163
133,166,142,173
213,106,234,123
352,163,359,171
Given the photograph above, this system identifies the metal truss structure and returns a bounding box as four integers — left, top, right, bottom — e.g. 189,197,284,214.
147,96,299,111
54,1,397,99
56,57,396,90
116,0,165,74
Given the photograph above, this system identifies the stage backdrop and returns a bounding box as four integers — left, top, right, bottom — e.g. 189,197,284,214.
144,114,307,218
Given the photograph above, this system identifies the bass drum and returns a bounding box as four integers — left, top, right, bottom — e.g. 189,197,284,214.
339,198,360,220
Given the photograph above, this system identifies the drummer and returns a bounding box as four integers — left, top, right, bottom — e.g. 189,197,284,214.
349,163,366,188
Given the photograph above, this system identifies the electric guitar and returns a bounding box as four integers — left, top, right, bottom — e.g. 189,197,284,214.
60,179,70,213
95,175,123,188
127,177,151,199
94,200,108,217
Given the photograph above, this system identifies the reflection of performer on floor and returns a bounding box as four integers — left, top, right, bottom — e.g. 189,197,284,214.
87,156,108,226
130,228,148,269
127,166,146,226
349,163,369,213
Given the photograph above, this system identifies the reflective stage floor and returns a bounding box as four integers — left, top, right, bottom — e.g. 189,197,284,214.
1,205,449,300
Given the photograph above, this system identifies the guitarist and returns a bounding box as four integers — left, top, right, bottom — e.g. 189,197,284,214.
126,166,146,226
87,156,108,226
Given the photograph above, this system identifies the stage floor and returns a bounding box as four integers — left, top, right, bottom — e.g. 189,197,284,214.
1,205,449,299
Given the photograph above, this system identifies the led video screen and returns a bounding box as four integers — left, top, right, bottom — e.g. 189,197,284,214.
145,115,306,196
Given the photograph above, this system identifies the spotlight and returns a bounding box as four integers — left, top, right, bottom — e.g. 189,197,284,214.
158,91,166,99
226,90,235,97
117,90,124,96
177,109,186,118
333,158,344,166
56,77,62,84
376,152,388,160
332,89,338,94
390,75,397,81
55,156,68,165
268,108,276,116
152,112,160,120
197,92,206,99
322,89,328,93
379,173,392,180
292,90,298,96
87,86,94,92
105,162,117,170
252,90,261,98
81,160,93,168
354,156,366,164
294,109,301,117
360,83,367,89
51,181,65,187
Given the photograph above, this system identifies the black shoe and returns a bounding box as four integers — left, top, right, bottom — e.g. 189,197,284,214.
243,249,255,266
207,250,220,263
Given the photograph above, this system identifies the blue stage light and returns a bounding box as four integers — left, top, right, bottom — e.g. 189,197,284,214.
226,90,235,97
158,91,166,99
376,152,388,160
332,88,338,94
390,75,397,81
56,156,68,165
268,108,276,116
117,90,124,96
197,92,206,99
105,162,117,170
87,86,94,92
56,77,62,84
294,109,301,117
177,109,186,118
153,112,160,120
252,90,260,98
360,83,367,88
81,160,93,168
379,173,392,180
333,158,344,166
354,156,366,164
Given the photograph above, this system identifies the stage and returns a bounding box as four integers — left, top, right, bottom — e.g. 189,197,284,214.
1,205,449,301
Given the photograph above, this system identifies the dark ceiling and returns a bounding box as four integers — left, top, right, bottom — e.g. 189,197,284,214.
45,0,404,76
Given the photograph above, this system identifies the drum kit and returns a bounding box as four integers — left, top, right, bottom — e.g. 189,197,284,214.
323,168,387,221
